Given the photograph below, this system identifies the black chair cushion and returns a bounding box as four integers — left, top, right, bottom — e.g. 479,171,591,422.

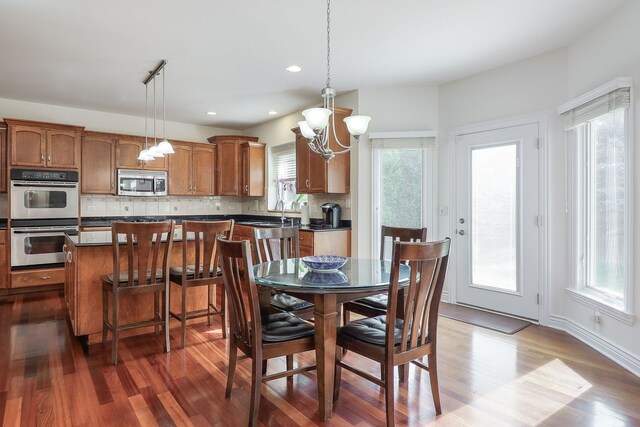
354,294,388,310
169,264,219,277
339,315,404,346
262,312,315,342
106,269,164,283
271,293,314,312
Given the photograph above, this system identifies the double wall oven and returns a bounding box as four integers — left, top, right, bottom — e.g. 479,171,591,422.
10,169,79,268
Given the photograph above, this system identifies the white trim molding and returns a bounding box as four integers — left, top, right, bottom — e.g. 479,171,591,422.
548,314,640,378
369,130,437,139
557,77,632,115
566,288,635,325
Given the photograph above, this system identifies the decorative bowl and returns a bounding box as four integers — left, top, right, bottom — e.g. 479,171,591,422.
302,270,348,285
301,255,347,271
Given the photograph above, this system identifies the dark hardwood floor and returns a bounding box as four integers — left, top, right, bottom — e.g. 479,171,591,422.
1,290,639,426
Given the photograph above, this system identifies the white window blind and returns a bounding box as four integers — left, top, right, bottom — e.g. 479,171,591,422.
560,87,630,129
272,142,296,180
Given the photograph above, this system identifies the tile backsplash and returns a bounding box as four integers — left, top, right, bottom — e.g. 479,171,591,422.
80,195,242,217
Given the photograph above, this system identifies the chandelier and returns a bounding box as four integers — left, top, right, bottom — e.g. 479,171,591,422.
139,60,174,161
297,0,371,161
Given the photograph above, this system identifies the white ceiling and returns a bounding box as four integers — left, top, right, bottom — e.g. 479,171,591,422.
0,0,625,130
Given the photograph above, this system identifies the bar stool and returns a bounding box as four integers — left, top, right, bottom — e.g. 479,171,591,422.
101,221,175,365
169,220,234,348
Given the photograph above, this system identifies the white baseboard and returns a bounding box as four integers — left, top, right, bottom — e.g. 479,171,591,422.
548,314,640,378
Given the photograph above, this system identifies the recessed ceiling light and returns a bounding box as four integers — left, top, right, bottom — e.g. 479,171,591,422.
206,111,217,116
285,65,302,73
268,111,278,115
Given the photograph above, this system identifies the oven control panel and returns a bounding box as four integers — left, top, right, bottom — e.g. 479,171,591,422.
11,169,79,182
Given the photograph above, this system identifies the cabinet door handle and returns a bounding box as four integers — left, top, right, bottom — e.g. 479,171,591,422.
48,154,51,162
41,275,51,280
41,153,45,161
305,179,309,188
245,184,248,193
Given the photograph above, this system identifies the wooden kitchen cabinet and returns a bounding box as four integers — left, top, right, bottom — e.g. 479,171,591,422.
6,119,83,170
0,230,7,290
0,126,6,192
63,241,78,331
82,132,116,194
208,135,264,196
168,142,215,196
116,137,167,170
241,141,265,196
293,106,352,194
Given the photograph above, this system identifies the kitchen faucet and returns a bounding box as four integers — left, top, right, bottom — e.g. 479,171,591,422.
280,201,286,224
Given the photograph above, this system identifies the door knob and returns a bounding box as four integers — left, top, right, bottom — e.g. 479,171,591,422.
458,230,465,235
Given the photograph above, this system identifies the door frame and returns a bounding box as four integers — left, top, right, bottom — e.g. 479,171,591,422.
448,112,549,325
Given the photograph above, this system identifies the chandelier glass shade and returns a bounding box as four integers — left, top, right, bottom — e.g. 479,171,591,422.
298,0,371,161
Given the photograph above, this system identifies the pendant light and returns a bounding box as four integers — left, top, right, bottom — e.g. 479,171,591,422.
138,60,173,161
298,0,371,161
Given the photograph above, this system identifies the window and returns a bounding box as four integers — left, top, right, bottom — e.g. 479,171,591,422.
269,143,307,211
371,134,435,259
561,80,632,312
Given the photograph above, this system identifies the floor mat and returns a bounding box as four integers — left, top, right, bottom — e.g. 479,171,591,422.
439,303,532,334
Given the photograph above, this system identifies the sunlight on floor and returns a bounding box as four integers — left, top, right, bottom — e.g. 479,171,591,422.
433,358,592,426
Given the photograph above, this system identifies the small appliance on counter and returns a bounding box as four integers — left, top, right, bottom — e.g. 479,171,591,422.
321,203,341,228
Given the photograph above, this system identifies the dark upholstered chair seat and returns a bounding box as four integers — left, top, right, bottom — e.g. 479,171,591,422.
261,312,315,342
106,269,164,283
339,315,405,346
169,264,219,277
270,293,314,312
355,294,388,309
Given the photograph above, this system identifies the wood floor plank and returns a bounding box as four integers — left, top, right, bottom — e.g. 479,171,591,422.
1,290,640,426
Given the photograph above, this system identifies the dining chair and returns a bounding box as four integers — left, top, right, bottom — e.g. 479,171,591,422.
101,221,175,365
253,227,314,320
334,238,451,426
342,225,427,325
217,237,316,427
168,220,234,348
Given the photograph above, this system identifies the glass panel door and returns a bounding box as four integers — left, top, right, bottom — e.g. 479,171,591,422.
471,143,518,292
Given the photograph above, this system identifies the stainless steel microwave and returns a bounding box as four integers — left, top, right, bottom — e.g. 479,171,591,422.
117,169,168,197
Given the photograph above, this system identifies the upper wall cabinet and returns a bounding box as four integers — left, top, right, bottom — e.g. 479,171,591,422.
0,126,6,192
81,132,116,194
207,135,265,196
6,119,83,170
293,106,351,194
168,142,215,196
115,137,167,170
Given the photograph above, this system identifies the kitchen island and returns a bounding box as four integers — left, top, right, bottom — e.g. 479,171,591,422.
64,219,351,344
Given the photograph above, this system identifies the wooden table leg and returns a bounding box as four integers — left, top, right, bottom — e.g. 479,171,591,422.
314,293,337,421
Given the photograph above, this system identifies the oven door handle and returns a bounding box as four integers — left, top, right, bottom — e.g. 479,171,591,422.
12,182,78,188
12,229,77,234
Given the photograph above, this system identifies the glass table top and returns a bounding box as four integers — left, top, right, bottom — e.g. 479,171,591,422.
253,258,410,293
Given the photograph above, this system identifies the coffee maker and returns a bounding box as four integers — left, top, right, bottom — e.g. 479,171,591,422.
321,203,341,228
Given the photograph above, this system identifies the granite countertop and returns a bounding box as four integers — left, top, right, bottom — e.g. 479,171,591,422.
80,215,351,232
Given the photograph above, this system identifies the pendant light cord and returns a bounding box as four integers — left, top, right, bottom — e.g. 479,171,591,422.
326,0,331,88
144,83,148,149
153,77,157,145
162,70,166,140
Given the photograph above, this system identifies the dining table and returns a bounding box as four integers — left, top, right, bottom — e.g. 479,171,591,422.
253,257,410,421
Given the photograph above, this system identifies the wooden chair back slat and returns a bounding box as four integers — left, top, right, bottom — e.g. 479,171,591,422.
385,239,451,355
379,225,427,261
218,238,262,355
181,220,234,283
253,227,300,263
111,221,174,288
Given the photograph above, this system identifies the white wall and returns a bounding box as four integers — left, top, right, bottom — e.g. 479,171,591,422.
354,85,439,256
0,97,235,142
560,0,640,371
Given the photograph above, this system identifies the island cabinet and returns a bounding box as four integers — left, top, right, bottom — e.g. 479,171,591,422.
81,132,116,194
207,135,265,196
168,142,215,196
293,106,352,194
64,235,212,342
115,137,167,170
0,230,7,292
6,119,84,170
